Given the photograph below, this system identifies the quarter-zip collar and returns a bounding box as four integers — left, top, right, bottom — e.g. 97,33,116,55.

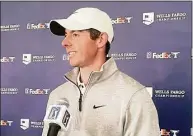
64,57,118,85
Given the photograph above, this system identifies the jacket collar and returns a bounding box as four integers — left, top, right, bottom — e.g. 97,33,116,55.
64,57,118,85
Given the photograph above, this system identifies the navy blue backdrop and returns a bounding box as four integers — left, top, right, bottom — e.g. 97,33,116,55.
1,1,192,136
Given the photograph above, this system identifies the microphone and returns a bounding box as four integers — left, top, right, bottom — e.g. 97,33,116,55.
43,99,71,136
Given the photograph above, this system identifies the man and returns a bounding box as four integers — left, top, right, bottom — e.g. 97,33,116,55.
42,7,160,136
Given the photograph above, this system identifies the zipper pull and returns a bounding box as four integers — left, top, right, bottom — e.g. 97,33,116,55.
79,93,83,112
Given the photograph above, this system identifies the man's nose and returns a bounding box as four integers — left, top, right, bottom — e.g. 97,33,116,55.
61,36,72,48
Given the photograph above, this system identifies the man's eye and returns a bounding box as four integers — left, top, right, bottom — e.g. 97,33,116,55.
72,33,79,37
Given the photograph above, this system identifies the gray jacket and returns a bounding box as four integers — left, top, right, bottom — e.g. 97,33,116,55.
42,57,160,136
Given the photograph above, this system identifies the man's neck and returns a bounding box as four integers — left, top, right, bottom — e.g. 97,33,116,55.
79,56,106,85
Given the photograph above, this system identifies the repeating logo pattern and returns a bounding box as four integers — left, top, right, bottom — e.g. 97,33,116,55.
1,2,191,136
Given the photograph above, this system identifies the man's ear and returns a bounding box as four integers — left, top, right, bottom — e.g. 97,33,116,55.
96,32,108,48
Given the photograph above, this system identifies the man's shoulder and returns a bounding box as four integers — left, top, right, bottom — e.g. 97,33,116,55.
50,81,74,95
45,81,76,108
115,71,152,106
115,70,145,90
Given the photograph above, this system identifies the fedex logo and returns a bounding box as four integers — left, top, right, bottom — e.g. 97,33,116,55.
160,129,179,136
27,23,49,30
147,52,180,59
25,88,50,95
1,57,15,63
111,17,133,24
1,120,13,126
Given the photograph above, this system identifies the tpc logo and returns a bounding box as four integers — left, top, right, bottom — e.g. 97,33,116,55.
62,110,70,127
143,12,154,25
20,119,30,130
48,107,61,120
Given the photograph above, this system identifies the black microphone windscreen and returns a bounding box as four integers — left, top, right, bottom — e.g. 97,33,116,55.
47,123,61,136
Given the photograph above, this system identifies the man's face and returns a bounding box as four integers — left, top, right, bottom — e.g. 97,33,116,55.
61,29,98,67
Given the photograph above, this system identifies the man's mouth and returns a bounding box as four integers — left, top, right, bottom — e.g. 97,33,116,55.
68,51,76,58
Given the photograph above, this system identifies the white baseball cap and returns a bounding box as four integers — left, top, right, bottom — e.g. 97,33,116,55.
49,7,114,43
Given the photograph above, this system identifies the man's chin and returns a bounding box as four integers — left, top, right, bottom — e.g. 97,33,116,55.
69,61,78,67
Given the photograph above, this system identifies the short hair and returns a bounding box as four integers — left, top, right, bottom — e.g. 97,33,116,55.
85,28,111,55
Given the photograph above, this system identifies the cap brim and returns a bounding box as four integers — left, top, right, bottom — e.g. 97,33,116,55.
49,19,89,36
49,20,65,36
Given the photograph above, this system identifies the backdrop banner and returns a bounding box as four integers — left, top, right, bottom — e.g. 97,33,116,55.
1,1,192,136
